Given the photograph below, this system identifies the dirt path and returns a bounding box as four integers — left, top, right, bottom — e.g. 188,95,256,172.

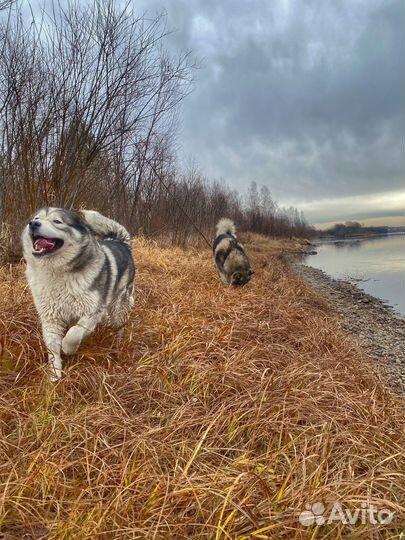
294,262,405,393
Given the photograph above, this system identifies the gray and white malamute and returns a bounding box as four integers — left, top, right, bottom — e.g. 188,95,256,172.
213,218,253,286
22,208,135,380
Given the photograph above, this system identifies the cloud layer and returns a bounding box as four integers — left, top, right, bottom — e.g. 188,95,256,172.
143,0,404,223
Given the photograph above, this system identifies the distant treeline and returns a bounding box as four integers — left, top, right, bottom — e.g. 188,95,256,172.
320,221,404,238
137,178,315,247
0,1,313,262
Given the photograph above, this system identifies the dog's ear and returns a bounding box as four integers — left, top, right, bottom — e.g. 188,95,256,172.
72,209,94,233
77,209,105,228
231,272,241,284
76,209,89,222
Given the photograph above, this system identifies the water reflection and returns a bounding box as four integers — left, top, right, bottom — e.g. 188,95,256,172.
305,235,405,315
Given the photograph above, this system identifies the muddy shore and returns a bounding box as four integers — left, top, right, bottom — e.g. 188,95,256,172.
293,261,405,393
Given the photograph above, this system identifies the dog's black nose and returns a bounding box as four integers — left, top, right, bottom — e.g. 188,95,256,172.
29,220,41,230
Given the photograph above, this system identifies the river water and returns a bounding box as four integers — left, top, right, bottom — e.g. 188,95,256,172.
304,234,405,316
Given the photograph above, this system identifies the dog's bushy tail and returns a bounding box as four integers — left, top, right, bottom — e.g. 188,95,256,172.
81,210,131,245
216,218,236,237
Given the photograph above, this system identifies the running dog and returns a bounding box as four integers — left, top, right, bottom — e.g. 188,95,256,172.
213,218,253,286
22,208,135,380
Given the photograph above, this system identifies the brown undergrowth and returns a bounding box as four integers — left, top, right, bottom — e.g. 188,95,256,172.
0,235,404,539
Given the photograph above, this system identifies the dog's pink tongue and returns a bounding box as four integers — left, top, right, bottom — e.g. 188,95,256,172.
35,238,55,250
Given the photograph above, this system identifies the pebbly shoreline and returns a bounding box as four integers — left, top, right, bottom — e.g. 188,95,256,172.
293,261,405,394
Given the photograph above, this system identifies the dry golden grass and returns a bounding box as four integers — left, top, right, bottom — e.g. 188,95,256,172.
0,236,404,539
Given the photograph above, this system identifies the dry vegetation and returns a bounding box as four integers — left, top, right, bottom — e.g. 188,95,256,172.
0,235,404,539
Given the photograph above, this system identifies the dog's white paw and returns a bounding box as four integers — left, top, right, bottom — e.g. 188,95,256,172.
62,327,82,355
50,369,62,382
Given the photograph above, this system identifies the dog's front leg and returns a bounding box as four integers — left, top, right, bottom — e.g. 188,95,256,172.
219,271,229,286
62,314,102,356
42,323,65,381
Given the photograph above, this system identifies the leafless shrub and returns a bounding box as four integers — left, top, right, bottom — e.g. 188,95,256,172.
0,0,193,258
140,174,315,246
0,221,18,261
0,0,14,10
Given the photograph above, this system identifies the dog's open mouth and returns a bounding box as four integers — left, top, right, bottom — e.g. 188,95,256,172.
32,236,64,256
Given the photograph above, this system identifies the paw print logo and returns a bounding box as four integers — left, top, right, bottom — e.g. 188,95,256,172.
299,502,326,526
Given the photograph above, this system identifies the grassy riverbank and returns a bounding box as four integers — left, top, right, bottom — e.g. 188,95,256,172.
0,235,404,539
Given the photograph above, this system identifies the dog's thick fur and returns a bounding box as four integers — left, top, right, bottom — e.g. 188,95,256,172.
22,208,135,380
213,218,253,286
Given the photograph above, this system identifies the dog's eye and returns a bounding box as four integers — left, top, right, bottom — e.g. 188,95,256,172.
53,219,62,224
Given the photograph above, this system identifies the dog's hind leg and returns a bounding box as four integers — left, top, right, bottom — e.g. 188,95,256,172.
111,285,134,329
62,313,103,356
42,323,65,381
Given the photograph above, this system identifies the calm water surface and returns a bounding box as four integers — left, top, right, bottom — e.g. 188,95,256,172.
304,234,405,315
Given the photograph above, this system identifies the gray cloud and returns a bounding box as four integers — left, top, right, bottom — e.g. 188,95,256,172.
33,0,403,223
141,0,404,223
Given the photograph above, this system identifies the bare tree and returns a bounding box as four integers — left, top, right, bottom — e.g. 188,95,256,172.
0,0,193,254
0,1,14,10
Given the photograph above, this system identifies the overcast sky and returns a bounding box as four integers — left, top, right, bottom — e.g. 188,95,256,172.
135,0,404,225
26,0,404,225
